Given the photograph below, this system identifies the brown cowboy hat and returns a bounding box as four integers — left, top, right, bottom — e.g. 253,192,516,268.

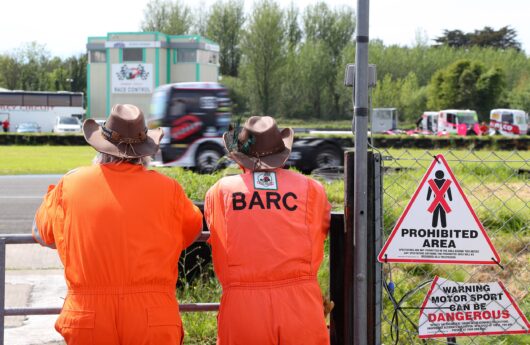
83,104,163,159
223,116,294,171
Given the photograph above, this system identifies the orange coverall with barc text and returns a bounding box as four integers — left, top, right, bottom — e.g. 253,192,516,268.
205,168,331,345
33,163,203,345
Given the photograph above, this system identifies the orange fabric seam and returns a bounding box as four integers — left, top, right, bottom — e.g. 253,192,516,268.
224,275,317,290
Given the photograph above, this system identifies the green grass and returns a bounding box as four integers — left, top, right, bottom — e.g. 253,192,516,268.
1,145,528,344
0,146,95,175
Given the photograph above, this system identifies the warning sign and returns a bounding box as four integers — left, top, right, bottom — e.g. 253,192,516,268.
378,154,500,264
419,276,530,338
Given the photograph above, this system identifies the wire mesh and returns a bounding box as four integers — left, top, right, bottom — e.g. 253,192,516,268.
378,149,529,345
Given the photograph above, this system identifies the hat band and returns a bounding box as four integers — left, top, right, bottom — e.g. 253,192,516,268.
249,142,285,158
101,125,147,144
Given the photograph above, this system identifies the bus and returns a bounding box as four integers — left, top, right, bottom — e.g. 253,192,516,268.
0,90,84,132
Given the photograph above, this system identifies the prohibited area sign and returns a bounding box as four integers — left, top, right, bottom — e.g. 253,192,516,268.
378,154,500,264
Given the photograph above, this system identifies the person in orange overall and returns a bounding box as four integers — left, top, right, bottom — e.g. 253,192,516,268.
32,104,203,345
204,116,331,344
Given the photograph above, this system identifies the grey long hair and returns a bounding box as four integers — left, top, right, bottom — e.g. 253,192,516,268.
93,152,151,167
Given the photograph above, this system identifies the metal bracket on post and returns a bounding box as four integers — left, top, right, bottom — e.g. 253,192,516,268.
344,64,377,89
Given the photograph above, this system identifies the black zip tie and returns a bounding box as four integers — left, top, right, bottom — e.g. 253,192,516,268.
433,155,440,164
491,257,504,270
384,254,388,263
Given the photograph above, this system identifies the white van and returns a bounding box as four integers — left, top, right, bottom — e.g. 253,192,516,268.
489,109,528,136
53,116,82,134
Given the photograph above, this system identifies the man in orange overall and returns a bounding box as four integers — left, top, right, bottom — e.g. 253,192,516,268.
32,104,203,344
205,116,331,344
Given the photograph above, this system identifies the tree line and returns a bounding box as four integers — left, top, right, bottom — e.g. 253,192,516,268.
0,0,528,125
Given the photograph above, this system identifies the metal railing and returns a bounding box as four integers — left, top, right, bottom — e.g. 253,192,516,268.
0,213,346,344
0,232,219,344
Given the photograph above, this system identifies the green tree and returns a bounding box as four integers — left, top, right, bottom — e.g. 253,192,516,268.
427,59,506,121
141,0,192,35
303,2,355,117
206,0,245,77
508,76,530,111
0,54,21,90
435,26,521,51
240,0,285,115
285,3,302,51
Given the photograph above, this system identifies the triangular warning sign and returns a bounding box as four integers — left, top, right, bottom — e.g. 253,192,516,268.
378,154,500,264
418,276,530,338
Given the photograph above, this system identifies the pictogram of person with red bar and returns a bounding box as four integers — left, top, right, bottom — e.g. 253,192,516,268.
426,170,453,228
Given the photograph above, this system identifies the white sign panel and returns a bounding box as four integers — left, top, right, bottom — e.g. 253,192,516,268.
105,41,161,48
419,277,530,338
111,64,153,94
378,154,499,264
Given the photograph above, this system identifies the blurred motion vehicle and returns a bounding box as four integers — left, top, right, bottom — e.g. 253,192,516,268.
489,109,528,136
15,122,41,133
148,82,346,174
53,116,82,133
148,82,232,173
438,109,481,136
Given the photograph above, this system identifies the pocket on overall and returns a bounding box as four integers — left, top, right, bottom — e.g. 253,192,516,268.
147,305,183,345
55,309,95,345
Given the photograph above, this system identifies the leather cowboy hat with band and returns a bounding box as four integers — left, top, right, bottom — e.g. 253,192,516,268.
83,104,163,158
223,116,294,171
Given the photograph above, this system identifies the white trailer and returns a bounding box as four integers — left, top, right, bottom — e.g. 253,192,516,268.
371,108,398,133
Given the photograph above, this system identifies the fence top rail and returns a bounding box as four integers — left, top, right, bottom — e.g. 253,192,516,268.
0,212,344,245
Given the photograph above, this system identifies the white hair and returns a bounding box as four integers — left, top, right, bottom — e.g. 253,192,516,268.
93,152,151,167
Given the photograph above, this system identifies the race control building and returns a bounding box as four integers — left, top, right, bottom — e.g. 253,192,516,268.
86,32,220,119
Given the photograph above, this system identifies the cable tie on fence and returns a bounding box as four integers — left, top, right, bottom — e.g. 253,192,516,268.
491,257,504,270
433,155,440,164
384,254,388,263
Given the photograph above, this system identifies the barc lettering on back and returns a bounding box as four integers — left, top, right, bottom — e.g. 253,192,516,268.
232,191,298,211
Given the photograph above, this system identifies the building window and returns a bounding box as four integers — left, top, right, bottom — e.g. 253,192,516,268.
177,49,196,63
123,48,143,62
197,50,219,65
89,50,106,63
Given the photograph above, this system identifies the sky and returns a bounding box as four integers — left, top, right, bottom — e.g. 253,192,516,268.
0,0,528,58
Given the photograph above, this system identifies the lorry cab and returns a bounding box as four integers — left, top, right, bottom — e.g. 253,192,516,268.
489,109,528,136
438,109,480,135
148,82,232,172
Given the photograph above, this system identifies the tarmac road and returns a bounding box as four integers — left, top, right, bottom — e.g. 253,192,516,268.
0,175,62,234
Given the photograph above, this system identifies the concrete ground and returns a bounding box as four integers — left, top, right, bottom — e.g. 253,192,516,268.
4,243,66,345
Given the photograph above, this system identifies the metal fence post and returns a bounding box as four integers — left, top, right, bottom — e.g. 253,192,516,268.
0,238,5,345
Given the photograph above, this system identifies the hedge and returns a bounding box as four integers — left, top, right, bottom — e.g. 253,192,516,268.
0,133,528,150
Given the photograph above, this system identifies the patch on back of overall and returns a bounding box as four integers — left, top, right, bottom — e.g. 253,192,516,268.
253,171,277,190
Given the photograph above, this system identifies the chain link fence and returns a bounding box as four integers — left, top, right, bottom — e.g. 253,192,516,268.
376,149,529,345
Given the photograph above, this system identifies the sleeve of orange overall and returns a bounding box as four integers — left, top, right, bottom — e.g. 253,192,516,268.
32,181,65,249
204,182,220,246
175,181,203,249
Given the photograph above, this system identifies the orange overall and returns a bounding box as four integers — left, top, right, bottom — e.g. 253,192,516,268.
32,163,203,345
205,168,331,345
